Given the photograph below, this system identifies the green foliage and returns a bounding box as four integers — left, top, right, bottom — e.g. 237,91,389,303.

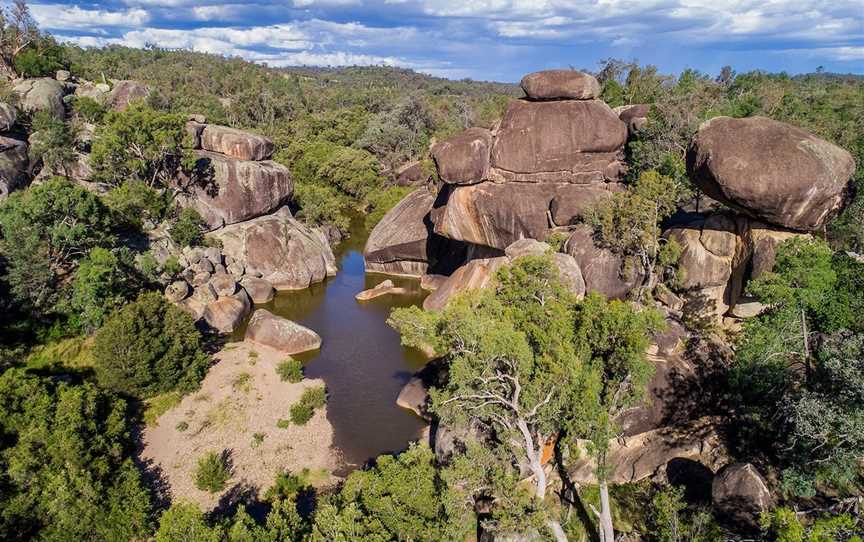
93,292,209,398
155,502,222,542
588,169,688,298
64,246,143,333
169,207,206,247
289,385,326,425
310,443,472,542
291,182,350,232
193,451,231,493
28,111,77,176
760,507,862,542
90,102,194,188
365,186,415,229
70,95,107,123
0,177,118,318
648,485,723,542
102,180,168,228
264,471,308,502
277,358,303,383
357,95,434,171
0,369,153,541
13,35,66,77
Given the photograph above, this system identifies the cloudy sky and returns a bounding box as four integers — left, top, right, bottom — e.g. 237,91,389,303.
30,1,864,82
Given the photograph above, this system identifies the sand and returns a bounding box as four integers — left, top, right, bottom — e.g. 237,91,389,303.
141,340,340,510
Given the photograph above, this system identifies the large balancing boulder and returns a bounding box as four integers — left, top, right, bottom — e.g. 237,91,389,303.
200,124,275,161
364,188,436,276
245,309,321,355
180,151,294,229
520,69,600,100
430,127,492,185
490,100,626,183
687,116,855,231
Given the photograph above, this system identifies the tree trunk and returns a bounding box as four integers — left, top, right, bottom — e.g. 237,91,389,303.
598,480,615,542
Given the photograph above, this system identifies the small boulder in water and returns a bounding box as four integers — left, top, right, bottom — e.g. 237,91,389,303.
355,279,407,301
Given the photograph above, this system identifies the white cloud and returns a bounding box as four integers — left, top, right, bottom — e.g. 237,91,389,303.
31,4,150,31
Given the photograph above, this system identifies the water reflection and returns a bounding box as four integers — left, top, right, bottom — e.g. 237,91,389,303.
243,217,430,471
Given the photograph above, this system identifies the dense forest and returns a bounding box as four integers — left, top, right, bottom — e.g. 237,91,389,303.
0,1,863,541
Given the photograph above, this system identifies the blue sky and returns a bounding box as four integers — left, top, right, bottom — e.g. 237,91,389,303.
30,1,864,82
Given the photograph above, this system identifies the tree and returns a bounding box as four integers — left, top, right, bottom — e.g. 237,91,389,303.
13,33,66,77
92,292,209,398
311,443,471,541
392,256,659,541
28,111,77,178
155,502,222,542
90,103,195,189
0,177,118,317
0,369,153,541
0,0,39,77
169,207,205,247
564,293,662,542
63,246,143,333
588,169,686,299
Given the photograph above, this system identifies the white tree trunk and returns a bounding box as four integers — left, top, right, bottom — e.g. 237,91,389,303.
598,480,615,542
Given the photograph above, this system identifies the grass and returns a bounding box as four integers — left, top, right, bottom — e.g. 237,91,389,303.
248,350,259,365
232,372,252,393
143,391,183,425
175,421,189,432
289,386,327,426
251,432,266,448
26,336,94,371
276,418,291,429
276,358,303,383
205,398,242,429
193,451,231,493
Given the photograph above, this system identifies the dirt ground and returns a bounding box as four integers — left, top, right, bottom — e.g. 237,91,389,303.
141,340,340,511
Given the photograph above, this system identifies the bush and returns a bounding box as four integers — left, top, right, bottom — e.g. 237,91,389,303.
103,180,167,228
70,96,107,124
13,36,66,78
64,247,142,333
365,186,414,228
93,292,210,398
292,182,350,231
289,385,326,426
193,451,231,493
169,207,205,247
289,402,314,426
277,358,303,383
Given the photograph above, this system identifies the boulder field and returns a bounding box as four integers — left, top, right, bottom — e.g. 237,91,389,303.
375,69,855,521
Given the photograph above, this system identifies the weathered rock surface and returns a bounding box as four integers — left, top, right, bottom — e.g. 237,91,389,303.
568,417,727,484
687,116,855,231
355,279,407,301
364,189,435,276
200,124,274,161
106,80,150,111
394,161,429,186
614,104,650,135
564,224,643,300
240,276,275,304
164,281,190,303
74,81,111,102
396,377,428,418
420,274,447,292
245,309,321,354
712,463,774,530
490,100,626,181
520,70,600,100
208,207,336,291
179,150,294,229
13,78,65,118
208,274,237,297
0,102,16,131
433,182,620,249
203,290,251,333
0,136,28,198
430,128,492,185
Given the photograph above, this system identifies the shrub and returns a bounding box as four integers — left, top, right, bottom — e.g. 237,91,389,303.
169,207,205,247
251,432,266,448
292,182,350,232
103,180,167,228
70,96,107,124
93,292,209,398
276,418,291,429
175,421,188,432
13,36,66,78
365,186,414,229
289,386,326,426
264,471,307,502
64,247,142,333
277,358,303,383
193,451,231,493
289,402,314,426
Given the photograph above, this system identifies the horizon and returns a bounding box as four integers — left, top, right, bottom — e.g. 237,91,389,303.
30,0,864,83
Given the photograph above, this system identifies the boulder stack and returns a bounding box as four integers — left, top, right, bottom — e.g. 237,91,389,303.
176,122,293,230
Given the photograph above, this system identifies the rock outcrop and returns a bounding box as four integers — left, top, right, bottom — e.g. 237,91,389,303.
106,80,150,111
0,136,28,198
0,102,16,131
180,150,294,229
200,125,274,161
13,78,65,119
430,128,492,185
208,207,336,291
712,463,774,530
520,69,601,101
245,309,321,354
564,224,643,300
202,290,251,334
364,188,436,276
687,116,855,231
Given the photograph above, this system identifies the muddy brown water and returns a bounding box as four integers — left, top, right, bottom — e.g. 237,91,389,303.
235,216,429,473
